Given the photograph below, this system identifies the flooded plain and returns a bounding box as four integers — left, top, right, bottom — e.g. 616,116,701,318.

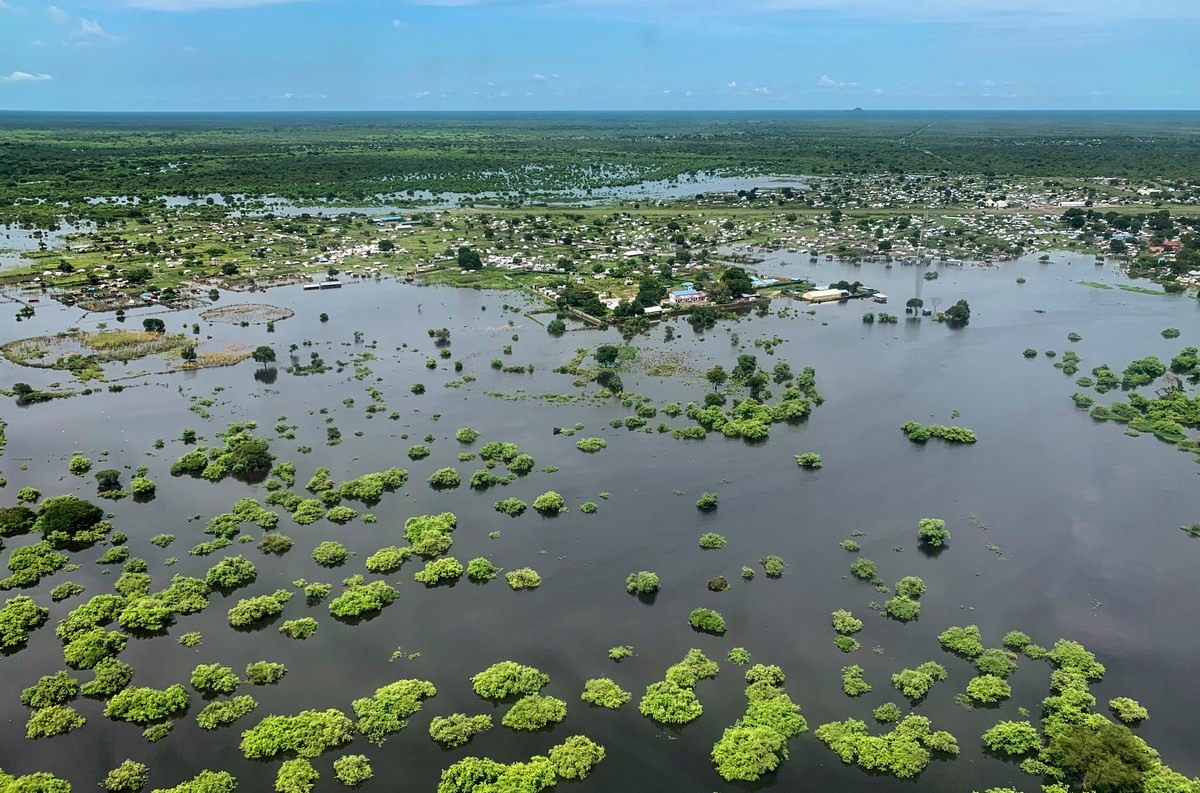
0,252,1197,792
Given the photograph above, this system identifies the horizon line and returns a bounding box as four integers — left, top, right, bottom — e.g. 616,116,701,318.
1,107,1198,115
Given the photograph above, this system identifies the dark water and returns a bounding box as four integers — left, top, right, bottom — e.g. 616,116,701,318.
0,253,1197,791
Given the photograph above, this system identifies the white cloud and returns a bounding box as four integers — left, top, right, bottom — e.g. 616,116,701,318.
550,0,1200,24
127,0,309,9
726,81,737,88
872,87,883,95
77,17,117,39
0,1,10,11
0,70,54,82
391,18,405,27
47,4,69,22
31,39,46,46
817,74,857,89
531,73,546,81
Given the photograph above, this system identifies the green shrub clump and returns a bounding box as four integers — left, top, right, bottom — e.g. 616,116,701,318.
245,662,287,685
795,452,823,469
696,492,719,510
227,590,292,628
328,581,398,619
626,570,660,595
190,663,240,694
965,674,1012,703
939,625,985,658
430,713,493,748
842,665,872,697
427,467,461,489
104,684,190,724
196,695,258,729
471,661,549,699
365,546,411,574
698,532,727,549
581,678,631,709
505,568,541,590
333,755,373,786
103,760,149,792
814,714,958,778
710,660,808,781
575,437,607,452
689,607,727,634
1108,697,1149,723
280,618,319,639
917,517,950,547
414,557,464,586
502,694,567,731
981,720,1042,755
466,557,499,581
240,708,356,759
760,555,785,577
891,662,947,702
532,491,566,514
832,609,863,634
494,498,527,517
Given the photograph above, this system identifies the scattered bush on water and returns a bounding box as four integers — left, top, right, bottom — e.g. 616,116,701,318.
626,570,659,595
196,696,258,730
240,709,356,759
190,663,240,695
430,713,493,748
414,557,464,586
329,580,398,619
502,694,568,731
891,662,948,702
981,720,1042,756
939,625,985,658
505,568,541,590
814,714,958,778
581,678,631,709
689,607,727,634
353,679,437,744
710,661,807,781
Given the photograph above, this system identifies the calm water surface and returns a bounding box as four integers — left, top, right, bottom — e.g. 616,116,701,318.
0,252,1197,792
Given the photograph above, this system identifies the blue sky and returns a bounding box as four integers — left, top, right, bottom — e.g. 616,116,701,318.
0,0,1196,111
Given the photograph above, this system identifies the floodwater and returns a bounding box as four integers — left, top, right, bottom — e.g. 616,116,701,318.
0,252,1197,792
69,171,811,218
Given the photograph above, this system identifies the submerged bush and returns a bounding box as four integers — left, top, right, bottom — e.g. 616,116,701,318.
832,610,863,635
939,625,984,658
698,532,727,549
502,693,567,731
639,681,702,724
689,608,727,634
532,491,566,514
240,709,356,759
917,518,950,548
352,678,437,744
581,678,631,709
328,581,398,619
505,568,541,590
626,571,660,595
696,492,719,511
891,662,947,702
429,713,493,748
414,557,464,586
795,453,823,469
760,555,785,577
471,661,549,699
981,720,1041,755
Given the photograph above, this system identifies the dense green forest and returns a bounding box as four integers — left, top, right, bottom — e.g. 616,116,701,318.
1,112,1198,221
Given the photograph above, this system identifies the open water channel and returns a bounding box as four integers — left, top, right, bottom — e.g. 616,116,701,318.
0,252,1197,792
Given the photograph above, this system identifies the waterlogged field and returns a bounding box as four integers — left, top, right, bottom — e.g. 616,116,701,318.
1,252,1199,792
